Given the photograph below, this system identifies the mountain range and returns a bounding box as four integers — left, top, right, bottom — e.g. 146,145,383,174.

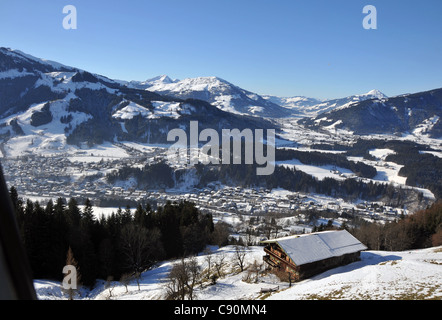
0,48,274,153
263,89,387,118
128,74,388,119
301,88,442,138
0,47,441,157
128,75,294,118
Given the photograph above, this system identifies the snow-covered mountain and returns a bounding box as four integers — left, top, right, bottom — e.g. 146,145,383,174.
263,89,388,118
1,46,440,159
128,74,179,90
0,48,275,156
302,87,442,138
129,75,390,120
129,75,294,118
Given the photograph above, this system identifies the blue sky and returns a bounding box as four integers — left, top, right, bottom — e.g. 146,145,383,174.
0,0,441,99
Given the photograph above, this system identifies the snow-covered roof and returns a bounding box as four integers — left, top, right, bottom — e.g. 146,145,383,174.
262,230,367,266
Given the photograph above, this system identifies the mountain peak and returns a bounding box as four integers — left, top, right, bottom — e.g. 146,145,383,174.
179,76,229,85
365,89,387,99
146,74,176,84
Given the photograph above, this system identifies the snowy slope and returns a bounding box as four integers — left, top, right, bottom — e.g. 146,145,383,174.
34,245,442,300
302,87,442,137
129,75,179,89
130,75,294,118
0,97,92,157
269,246,442,300
264,90,388,119
0,48,277,152
130,75,389,119
276,159,355,181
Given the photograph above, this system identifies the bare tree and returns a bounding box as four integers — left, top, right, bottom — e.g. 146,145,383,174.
105,276,115,299
165,256,201,300
120,224,164,290
233,245,249,272
432,228,442,247
213,251,228,278
262,218,273,240
185,256,200,300
120,224,148,290
120,273,133,293
245,227,255,246
165,263,185,300
248,259,263,283
263,212,281,239
211,222,231,247
203,247,214,281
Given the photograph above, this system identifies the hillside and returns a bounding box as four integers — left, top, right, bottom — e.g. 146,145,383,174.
0,48,276,150
130,75,389,119
34,245,442,300
129,75,294,118
263,89,387,119
301,88,442,138
269,246,442,300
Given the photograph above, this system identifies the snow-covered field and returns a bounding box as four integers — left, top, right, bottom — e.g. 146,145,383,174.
34,245,442,300
276,159,354,181
269,246,442,300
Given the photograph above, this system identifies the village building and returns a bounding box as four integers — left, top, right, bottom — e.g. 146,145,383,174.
262,230,367,282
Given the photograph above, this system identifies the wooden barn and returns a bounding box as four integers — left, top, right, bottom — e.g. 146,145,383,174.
262,230,367,281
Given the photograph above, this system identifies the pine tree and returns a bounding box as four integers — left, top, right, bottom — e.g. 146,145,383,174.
45,199,54,216
82,198,94,221
81,198,96,235
121,205,133,226
134,203,147,227
67,198,81,227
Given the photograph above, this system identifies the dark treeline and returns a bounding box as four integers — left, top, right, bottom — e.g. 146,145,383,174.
351,202,442,251
350,138,442,199
107,161,174,189
30,102,52,127
196,162,418,205
386,151,442,200
9,187,220,288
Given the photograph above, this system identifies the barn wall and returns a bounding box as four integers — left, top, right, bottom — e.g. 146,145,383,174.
297,252,361,280
263,244,362,282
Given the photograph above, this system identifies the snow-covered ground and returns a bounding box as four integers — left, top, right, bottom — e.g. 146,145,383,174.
269,246,442,300
276,159,354,181
34,245,442,300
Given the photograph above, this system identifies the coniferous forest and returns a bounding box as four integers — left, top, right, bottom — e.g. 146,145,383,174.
9,187,217,288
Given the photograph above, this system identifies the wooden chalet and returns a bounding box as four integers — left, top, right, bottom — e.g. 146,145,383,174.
262,230,367,281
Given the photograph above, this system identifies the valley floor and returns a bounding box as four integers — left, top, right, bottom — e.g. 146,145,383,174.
34,245,442,300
